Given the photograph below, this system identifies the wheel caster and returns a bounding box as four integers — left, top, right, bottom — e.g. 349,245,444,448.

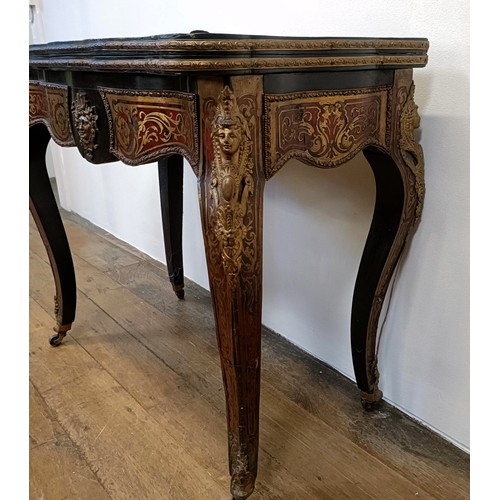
49,324,70,347
49,331,67,347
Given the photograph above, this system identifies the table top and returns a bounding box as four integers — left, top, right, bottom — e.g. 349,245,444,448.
29,32,429,74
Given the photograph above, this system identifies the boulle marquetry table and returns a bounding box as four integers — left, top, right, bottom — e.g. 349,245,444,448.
29,32,428,499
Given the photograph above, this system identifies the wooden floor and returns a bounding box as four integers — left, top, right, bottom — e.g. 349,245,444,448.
29,204,469,499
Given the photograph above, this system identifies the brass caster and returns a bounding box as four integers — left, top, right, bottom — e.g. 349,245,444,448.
49,331,67,347
49,323,71,347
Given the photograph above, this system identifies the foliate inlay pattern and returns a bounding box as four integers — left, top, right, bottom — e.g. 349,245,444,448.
204,86,258,292
99,88,199,168
264,87,389,179
29,55,428,74
29,82,75,146
30,37,429,54
29,84,48,123
71,91,99,161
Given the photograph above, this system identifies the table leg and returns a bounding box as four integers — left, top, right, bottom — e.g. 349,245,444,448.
351,74,424,409
158,155,185,299
198,77,265,499
351,147,406,407
29,124,76,346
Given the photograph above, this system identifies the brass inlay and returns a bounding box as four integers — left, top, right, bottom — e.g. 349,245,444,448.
265,87,389,178
46,87,73,145
29,81,75,146
398,83,425,220
99,88,198,168
29,54,428,73
206,86,256,290
29,84,48,124
30,37,429,54
229,432,256,498
71,91,99,160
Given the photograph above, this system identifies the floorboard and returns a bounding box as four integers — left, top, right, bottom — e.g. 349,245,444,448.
29,205,469,500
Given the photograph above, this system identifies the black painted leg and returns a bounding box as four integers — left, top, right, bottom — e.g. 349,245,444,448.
29,124,76,345
351,146,416,409
158,155,185,299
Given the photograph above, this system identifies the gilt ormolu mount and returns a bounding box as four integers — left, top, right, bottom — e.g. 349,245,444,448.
29,32,428,499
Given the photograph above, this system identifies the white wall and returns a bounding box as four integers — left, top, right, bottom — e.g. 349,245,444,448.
32,0,470,451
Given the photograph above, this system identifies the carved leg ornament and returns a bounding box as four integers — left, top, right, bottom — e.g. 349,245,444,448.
197,77,265,499
352,69,425,408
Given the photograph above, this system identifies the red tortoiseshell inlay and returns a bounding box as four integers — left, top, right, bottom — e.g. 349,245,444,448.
265,88,389,178
99,88,199,168
29,82,74,146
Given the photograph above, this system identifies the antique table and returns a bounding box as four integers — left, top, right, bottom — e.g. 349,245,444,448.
29,32,428,499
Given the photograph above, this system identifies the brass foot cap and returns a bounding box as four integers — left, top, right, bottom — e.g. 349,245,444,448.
230,471,255,499
360,388,383,411
172,284,185,300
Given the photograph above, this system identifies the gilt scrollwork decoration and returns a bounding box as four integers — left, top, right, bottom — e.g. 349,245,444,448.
29,82,75,146
71,91,98,160
47,92,72,144
98,88,199,168
398,83,425,220
208,86,256,291
29,84,47,124
264,88,388,179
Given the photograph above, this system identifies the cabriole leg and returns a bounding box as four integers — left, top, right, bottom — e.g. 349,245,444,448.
29,124,76,345
351,70,425,409
198,76,265,499
351,147,407,408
